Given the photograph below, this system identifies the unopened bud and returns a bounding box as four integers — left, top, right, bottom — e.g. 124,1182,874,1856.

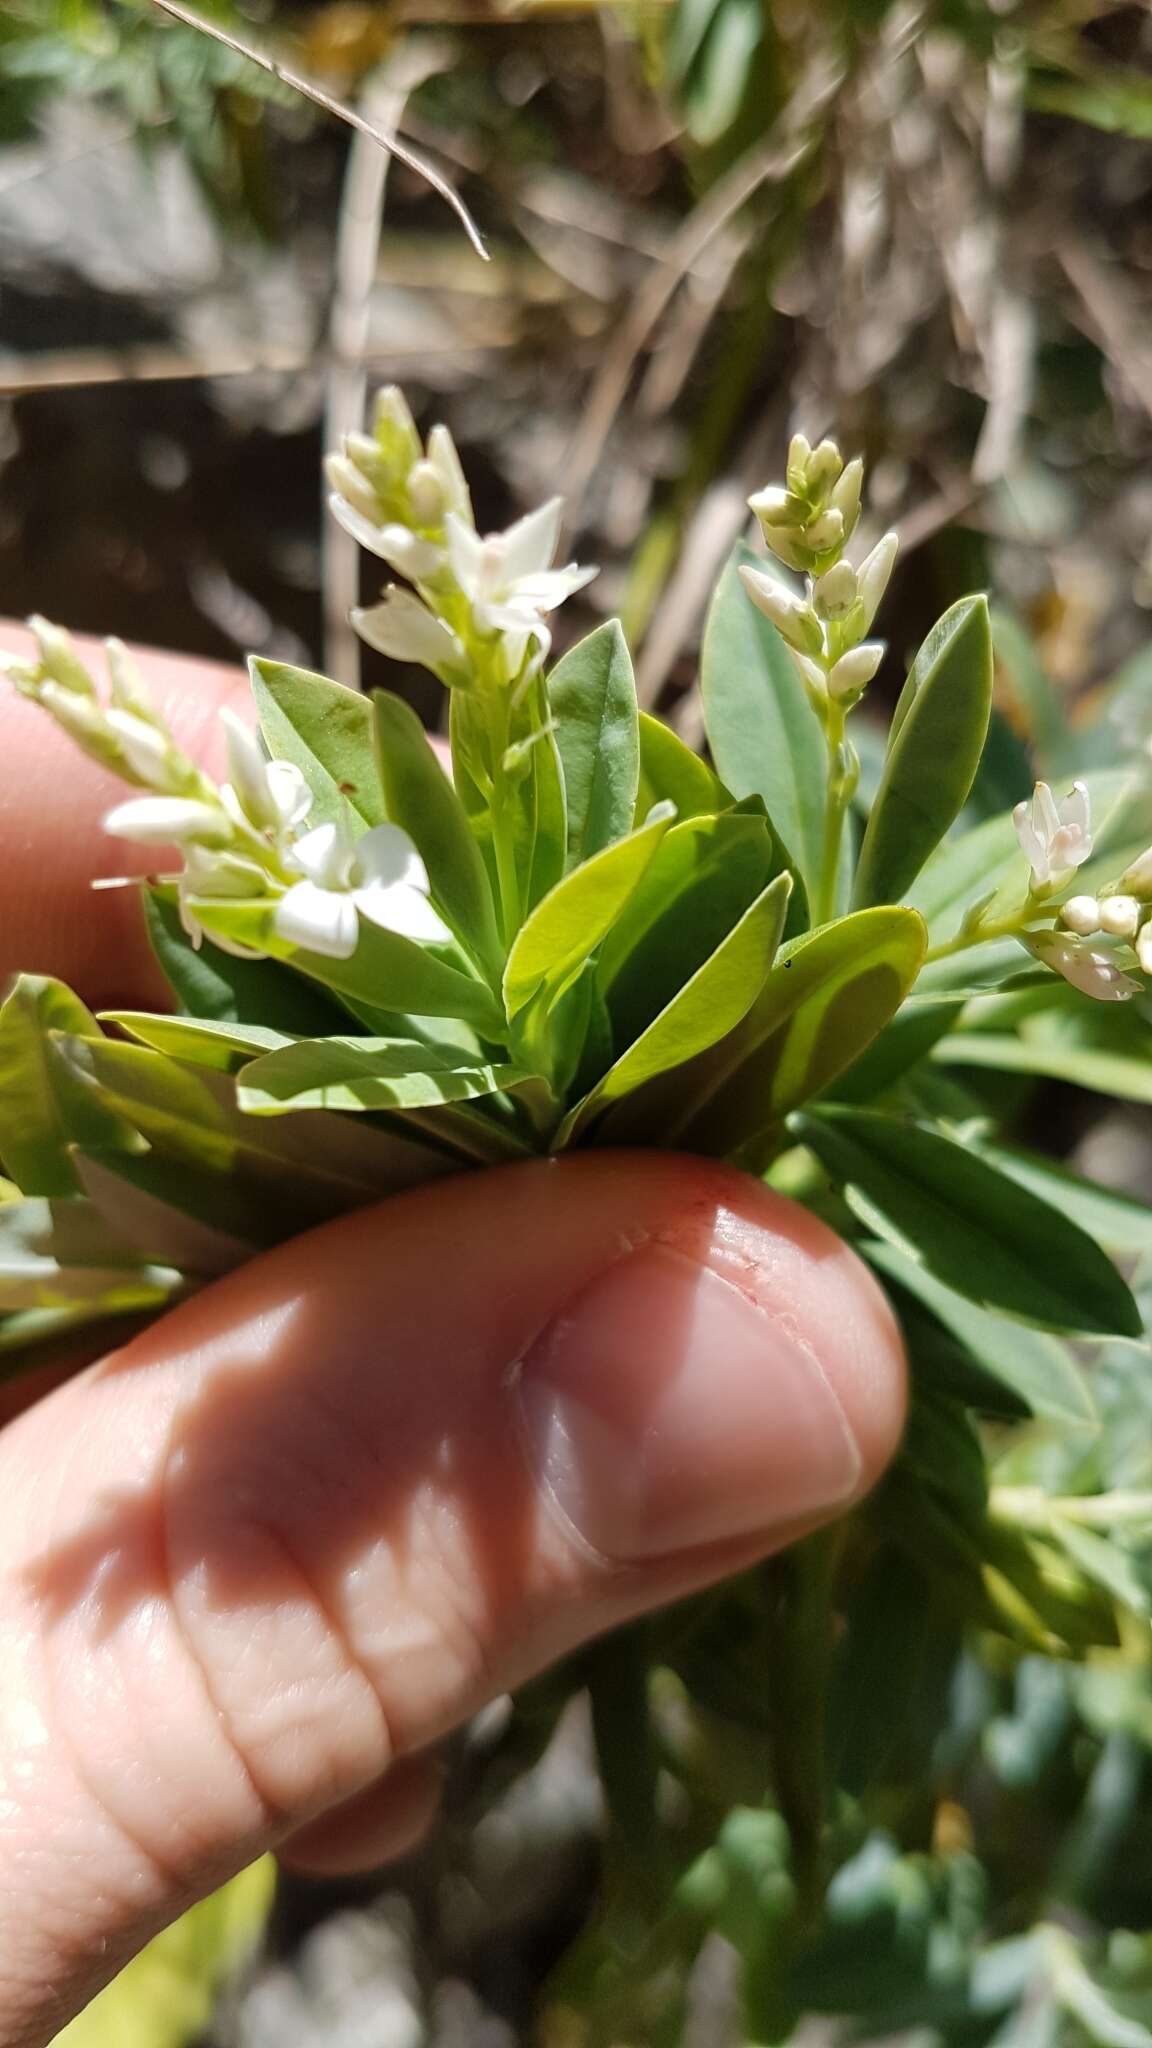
813,562,858,621
1120,846,1152,897
790,650,828,701
739,566,823,656
104,796,232,847
805,438,842,500
1138,924,1152,976
748,484,795,530
324,454,380,525
407,458,445,529
40,680,107,745
804,509,846,558
1061,895,1101,937
827,641,884,699
221,706,277,830
105,639,155,720
829,457,864,538
786,433,812,493
1099,894,1141,939
426,425,473,522
372,384,421,467
30,617,96,697
856,531,899,630
106,707,172,784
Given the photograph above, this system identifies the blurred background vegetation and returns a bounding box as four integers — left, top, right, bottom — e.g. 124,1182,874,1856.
8,3,1152,2044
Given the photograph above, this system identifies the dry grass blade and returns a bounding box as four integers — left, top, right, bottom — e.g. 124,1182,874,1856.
147,0,490,262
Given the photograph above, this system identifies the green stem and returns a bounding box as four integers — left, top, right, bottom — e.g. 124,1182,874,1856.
923,911,1035,965
814,708,851,927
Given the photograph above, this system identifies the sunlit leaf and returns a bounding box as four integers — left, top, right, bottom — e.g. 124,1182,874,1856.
0,977,139,1197
249,657,384,827
373,690,502,975
237,1036,528,1114
504,804,674,1020
549,620,640,865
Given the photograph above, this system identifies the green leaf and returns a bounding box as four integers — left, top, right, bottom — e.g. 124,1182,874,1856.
700,542,826,896
50,1859,275,2048
609,907,926,1157
75,1151,256,1276
143,890,346,1033
867,1242,1097,1425
0,977,139,1197
184,898,506,1039
503,804,674,1020
0,1196,181,1312
635,710,730,822
249,657,384,827
54,1037,457,1231
978,1145,1152,1262
853,597,993,909
796,1107,1141,1336
236,1036,528,1114
106,1013,293,1073
562,873,792,1142
597,810,784,1046
548,620,640,865
372,690,502,975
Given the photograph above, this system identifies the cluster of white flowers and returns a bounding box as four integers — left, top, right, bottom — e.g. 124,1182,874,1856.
1010,779,1152,1000
4,623,448,964
329,386,596,683
740,434,899,710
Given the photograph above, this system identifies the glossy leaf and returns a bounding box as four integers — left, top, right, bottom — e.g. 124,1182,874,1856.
51,1859,275,2048
561,873,792,1142
373,690,502,974
597,810,784,1046
549,620,640,865
106,1013,293,1073
635,710,730,823
700,542,826,894
853,598,993,909
503,804,674,1020
237,1036,528,1114
249,657,384,827
0,1195,181,1312
143,890,346,1034
0,977,138,1197
606,907,926,1156
797,1106,1141,1335
867,1242,1097,1425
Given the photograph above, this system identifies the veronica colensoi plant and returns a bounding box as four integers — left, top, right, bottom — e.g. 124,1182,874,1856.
6,395,1152,2043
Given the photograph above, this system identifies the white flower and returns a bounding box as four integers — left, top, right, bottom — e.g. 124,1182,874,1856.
178,846,271,955
104,796,231,847
1060,895,1101,937
274,817,451,960
219,708,311,836
444,501,597,665
327,495,445,581
1013,780,1093,890
352,588,468,684
1031,931,1140,1002
856,531,899,630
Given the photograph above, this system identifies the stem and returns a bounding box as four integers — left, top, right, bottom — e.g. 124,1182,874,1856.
814,709,851,927
924,911,1035,965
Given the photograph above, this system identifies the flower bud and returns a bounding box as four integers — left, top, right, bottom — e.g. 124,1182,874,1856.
1120,846,1152,897
789,650,828,701
407,458,445,529
324,454,380,525
786,433,812,493
1099,894,1141,939
856,531,899,630
426,425,473,523
739,566,823,655
813,562,858,621
372,384,421,468
104,797,232,847
827,641,884,698
106,707,173,784
39,680,107,745
748,484,795,530
829,457,864,538
1060,895,1101,937
106,639,155,720
221,706,277,830
1138,924,1152,976
803,509,845,558
805,438,842,501
30,617,96,697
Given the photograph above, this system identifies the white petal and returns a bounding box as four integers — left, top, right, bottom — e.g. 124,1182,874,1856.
104,797,229,846
445,511,486,599
1013,799,1047,879
1061,780,1091,838
512,563,598,611
273,881,358,958
426,424,473,522
351,821,430,895
355,881,452,944
289,821,349,889
106,708,171,781
267,759,312,830
1033,782,1061,843
498,498,564,584
353,591,463,675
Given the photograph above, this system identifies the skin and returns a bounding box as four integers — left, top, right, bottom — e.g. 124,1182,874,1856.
0,626,907,2047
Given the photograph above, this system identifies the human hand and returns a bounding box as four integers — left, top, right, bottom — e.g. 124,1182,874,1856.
0,627,906,2048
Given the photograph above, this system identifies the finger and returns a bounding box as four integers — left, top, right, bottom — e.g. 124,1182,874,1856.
277,1755,444,1877
0,623,247,1007
0,1151,904,2043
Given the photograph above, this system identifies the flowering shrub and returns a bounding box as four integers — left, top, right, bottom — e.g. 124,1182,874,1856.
7,397,1152,2042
